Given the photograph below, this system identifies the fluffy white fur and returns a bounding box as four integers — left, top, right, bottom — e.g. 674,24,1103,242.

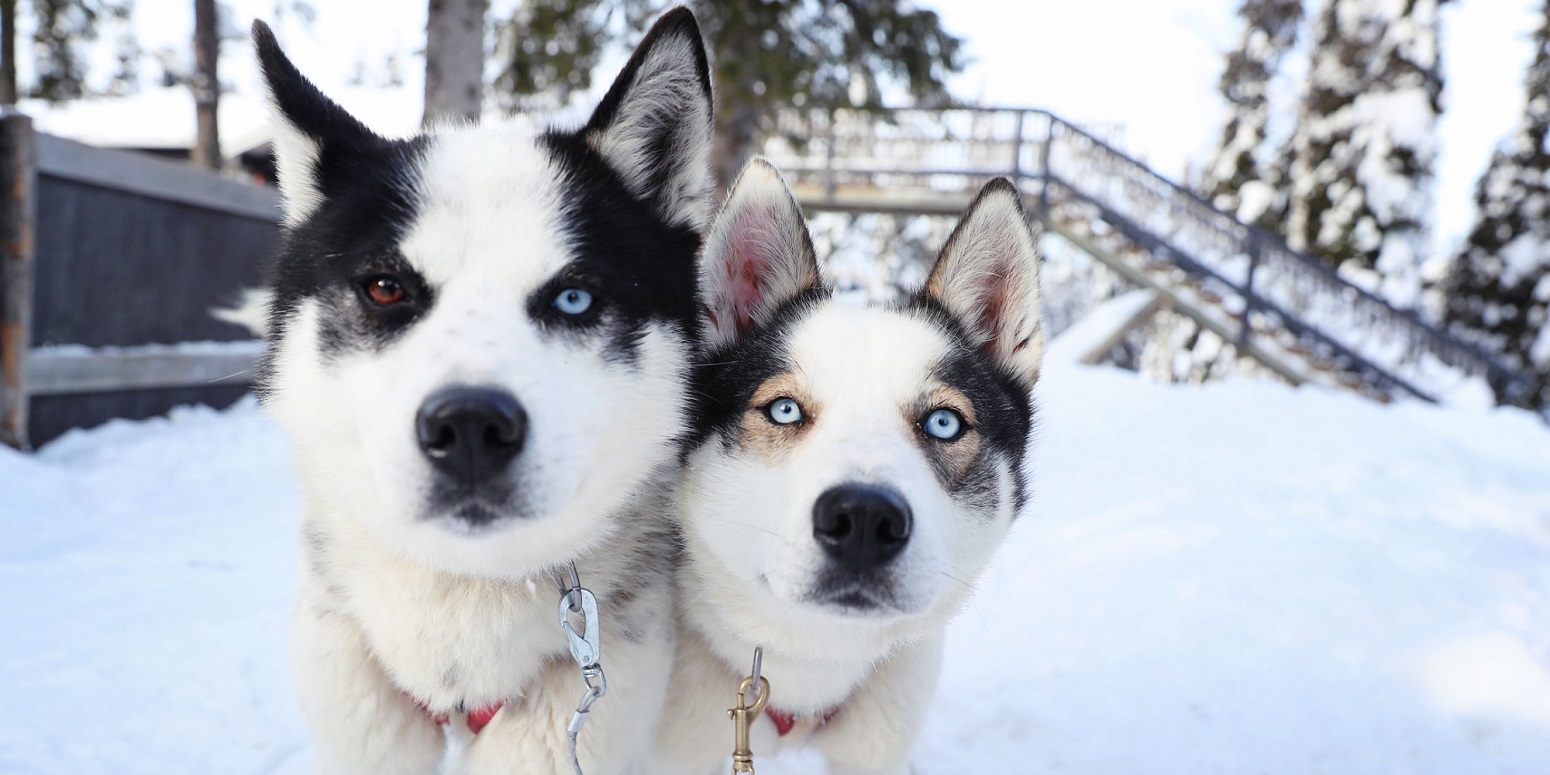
657,172,1042,774
210,286,273,338
265,92,325,227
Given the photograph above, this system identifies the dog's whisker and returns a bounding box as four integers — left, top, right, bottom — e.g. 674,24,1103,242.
934,568,977,591
717,517,784,540
936,567,991,630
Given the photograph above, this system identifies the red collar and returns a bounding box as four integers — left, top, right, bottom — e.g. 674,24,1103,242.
765,705,840,737
412,695,833,738
464,703,504,734
412,694,505,735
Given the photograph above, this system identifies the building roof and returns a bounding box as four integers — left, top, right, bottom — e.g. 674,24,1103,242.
19,84,424,157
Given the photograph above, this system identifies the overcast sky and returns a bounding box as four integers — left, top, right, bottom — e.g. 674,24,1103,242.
115,0,1544,255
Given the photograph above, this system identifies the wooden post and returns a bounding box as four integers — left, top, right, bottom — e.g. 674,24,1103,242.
191,0,223,170
822,109,837,201
1038,115,1054,214
1009,110,1025,181
1240,231,1261,348
0,110,34,450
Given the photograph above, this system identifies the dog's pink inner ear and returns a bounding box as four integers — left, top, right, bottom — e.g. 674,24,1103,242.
702,167,819,348
976,253,1033,360
929,226,1040,379
706,205,789,340
727,216,774,337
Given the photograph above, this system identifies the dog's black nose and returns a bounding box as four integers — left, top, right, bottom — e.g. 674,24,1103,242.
812,484,912,569
415,387,527,482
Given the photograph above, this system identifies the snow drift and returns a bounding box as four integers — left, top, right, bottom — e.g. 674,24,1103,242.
2,358,1548,773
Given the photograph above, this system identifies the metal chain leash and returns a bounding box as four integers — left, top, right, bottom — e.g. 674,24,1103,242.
557,562,607,775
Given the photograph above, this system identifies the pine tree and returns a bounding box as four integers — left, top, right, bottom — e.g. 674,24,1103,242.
493,1,965,189
1199,0,1302,228
1286,0,1451,307
1440,0,1550,412
0,0,135,103
27,0,134,102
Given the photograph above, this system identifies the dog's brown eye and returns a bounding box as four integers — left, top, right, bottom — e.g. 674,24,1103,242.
362,275,406,307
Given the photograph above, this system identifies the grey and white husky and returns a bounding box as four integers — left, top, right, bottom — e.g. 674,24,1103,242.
251,9,712,773
657,161,1043,774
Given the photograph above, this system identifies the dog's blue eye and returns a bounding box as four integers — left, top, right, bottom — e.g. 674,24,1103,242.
923,408,964,440
554,288,593,315
766,397,804,425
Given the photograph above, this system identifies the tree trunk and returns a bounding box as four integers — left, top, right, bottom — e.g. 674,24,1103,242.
0,0,16,105
423,0,487,127
191,0,221,170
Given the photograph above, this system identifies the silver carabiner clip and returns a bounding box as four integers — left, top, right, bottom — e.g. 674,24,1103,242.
558,586,601,669
557,562,607,775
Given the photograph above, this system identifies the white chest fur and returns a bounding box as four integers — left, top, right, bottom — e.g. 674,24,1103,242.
297,497,646,713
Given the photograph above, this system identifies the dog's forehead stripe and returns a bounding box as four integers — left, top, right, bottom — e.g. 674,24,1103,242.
786,305,953,407
398,126,572,290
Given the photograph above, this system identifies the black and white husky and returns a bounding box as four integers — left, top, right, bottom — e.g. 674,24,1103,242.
656,162,1043,774
251,9,711,773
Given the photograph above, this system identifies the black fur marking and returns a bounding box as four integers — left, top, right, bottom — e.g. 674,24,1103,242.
424,478,529,526
252,24,432,392
257,138,431,383
606,582,645,644
809,566,902,612
684,287,832,454
254,13,708,392
582,7,712,218
952,455,1005,515
252,21,377,160
905,297,1035,514
535,129,704,367
585,9,712,135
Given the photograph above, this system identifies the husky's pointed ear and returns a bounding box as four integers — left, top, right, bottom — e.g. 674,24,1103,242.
925,178,1044,387
700,159,821,350
253,20,379,226
583,7,714,230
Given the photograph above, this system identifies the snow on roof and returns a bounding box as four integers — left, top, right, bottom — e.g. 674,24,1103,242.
20,83,425,156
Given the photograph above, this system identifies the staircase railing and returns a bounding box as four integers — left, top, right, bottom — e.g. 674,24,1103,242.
763,107,1530,403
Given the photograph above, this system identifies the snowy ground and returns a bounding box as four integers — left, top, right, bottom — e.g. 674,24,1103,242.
3,361,1549,774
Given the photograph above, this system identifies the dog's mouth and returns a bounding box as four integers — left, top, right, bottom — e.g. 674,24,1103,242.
422,481,530,533
806,576,903,615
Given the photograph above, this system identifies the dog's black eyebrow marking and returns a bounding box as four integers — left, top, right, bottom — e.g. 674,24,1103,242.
896,296,1035,513
683,288,831,456
935,356,1034,513
532,128,704,368
256,133,432,390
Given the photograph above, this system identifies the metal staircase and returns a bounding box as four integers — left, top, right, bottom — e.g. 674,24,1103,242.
762,107,1530,404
